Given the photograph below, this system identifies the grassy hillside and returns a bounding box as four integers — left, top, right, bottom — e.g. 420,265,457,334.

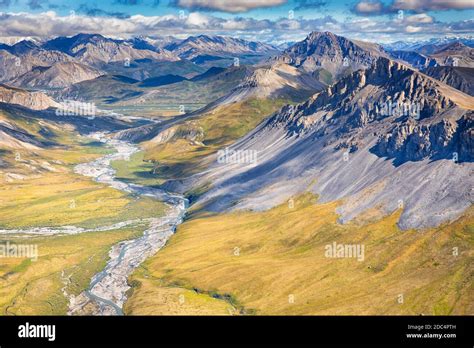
124,273,236,315
101,60,206,81
110,151,162,187
0,107,68,149
58,74,143,104
116,66,251,107
125,194,473,315
137,98,291,182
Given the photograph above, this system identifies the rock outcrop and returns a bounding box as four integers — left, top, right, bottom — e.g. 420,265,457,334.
388,50,436,69
423,66,474,96
0,84,59,110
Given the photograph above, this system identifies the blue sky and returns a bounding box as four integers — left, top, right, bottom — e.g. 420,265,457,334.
0,0,473,43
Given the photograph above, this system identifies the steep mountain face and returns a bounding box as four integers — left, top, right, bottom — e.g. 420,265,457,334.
0,50,28,83
183,57,473,230
430,42,474,67
0,84,59,110
275,31,388,81
43,33,178,67
0,41,73,82
212,62,325,107
388,50,435,69
9,61,104,89
423,66,474,96
373,113,472,163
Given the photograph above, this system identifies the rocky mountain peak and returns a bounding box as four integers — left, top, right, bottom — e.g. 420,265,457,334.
43,33,108,53
265,56,473,160
436,41,469,53
9,40,39,55
276,31,387,80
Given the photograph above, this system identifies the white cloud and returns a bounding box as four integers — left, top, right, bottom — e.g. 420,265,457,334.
354,1,385,15
173,0,287,13
405,25,422,33
352,0,474,16
393,0,474,11
350,18,379,30
0,10,471,44
186,12,210,27
405,13,433,24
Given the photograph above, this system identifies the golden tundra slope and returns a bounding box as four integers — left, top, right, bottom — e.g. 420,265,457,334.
126,194,473,315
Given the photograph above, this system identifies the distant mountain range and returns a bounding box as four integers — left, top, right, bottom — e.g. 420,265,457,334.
43,33,178,66
429,42,474,68
384,41,474,97
165,34,278,60
0,33,282,90
1,31,473,98
387,50,435,70
383,36,474,52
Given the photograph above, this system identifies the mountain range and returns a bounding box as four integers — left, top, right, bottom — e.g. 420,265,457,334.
0,30,472,316
382,36,474,53
429,42,474,68
173,56,473,230
0,33,281,91
164,34,278,60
